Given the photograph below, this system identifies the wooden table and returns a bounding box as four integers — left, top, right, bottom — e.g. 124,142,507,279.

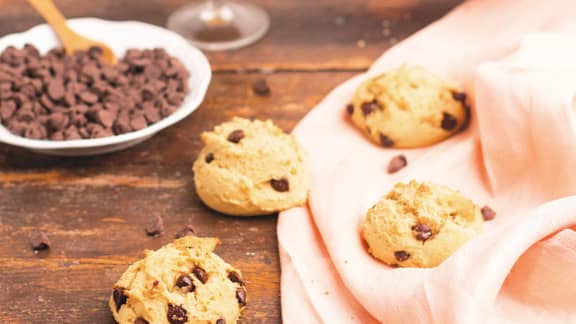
0,1,459,322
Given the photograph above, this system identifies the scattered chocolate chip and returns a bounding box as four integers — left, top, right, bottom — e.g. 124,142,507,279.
134,318,149,324
152,280,159,288
112,287,128,311
227,129,244,143
205,153,215,164
411,223,433,241
216,319,225,324
167,304,188,324
228,271,245,286
270,177,289,192
175,274,195,292
192,265,208,284
174,225,196,239
145,215,164,237
451,91,467,103
394,250,410,262
236,287,247,306
379,133,394,147
30,229,50,251
441,112,458,131
387,154,407,173
346,103,354,115
361,100,379,116
252,78,270,96
481,206,496,221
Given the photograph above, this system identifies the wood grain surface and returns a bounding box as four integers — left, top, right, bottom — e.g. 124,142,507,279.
0,0,459,323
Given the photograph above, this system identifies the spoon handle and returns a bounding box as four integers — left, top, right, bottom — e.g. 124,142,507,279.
26,0,78,54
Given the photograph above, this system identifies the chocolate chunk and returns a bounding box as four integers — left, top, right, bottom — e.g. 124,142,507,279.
236,287,247,306
361,100,379,116
228,271,245,286
411,223,433,241
78,91,99,104
30,230,50,251
87,109,114,128
481,206,496,221
227,129,244,143
174,225,196,239
192,265,208,284
205,153,215,164
394,250,410,262
387,154,407,174
270,177,289,192
175,274,195,292
130,114,148,131
346,103,354,115
47,80,65,101
451,91,467,103
441,112,458,131
134,318,149,324
48,112,69,131
145,215,164,237
112,287,128,311
167,304,187,324
216,319,225,324
252,78,270,96
379,133,394,147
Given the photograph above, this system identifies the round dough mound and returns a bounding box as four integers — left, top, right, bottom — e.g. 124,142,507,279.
109,236,247,324
362,180,483,268
193,117,308,216
349,65,469,148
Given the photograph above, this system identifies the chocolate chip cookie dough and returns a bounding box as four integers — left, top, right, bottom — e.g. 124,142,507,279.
348,65,469,148
362,180,483,268
109,236,247,324
193,117,309,216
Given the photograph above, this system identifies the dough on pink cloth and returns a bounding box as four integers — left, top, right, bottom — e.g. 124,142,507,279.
278,0,576,323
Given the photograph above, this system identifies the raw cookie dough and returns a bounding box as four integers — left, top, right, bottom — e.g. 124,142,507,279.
109,236,247,324
348,65,469,148
362,180,483,268
193,117,309,216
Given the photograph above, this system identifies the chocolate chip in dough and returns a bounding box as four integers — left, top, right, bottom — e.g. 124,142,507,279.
346,103,354,115
441,112,458,131
394,250,410,262
252,78,270,96
387,154,407,174
451,91,467,103
216,319,226,324
175,274,195,292
411,223,433,241
236,287,247,307
192,265,208,284
227,129,245,143
361,100,379,116
205,153,215,164
112,287,128,311
379,133,394,147
174,225,196,239
481,206,496,221
145,215,164,237
270,177,289,192
167,304,188,324
134,318,149,324
228,271,245,286
30,229,50,251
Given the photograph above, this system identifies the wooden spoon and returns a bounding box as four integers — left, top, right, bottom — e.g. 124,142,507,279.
26,0,116,64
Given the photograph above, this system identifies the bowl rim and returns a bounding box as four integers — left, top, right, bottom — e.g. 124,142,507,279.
0,17,212,150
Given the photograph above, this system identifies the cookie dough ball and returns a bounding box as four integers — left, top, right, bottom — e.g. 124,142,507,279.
109,236,247,324
362,180,483,268
193,117,308,216
348,65,469,148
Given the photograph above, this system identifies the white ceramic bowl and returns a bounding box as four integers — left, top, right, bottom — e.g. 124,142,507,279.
0,18,211,156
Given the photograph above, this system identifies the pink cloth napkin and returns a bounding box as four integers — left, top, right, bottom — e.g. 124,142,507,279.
277,0,576,323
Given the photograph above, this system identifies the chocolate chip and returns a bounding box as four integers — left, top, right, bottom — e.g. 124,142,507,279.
441,112,458,131
411,223,433,241
346,103,354,115
130,114,148,131
228,271,245,286
379,133,394,147
361,100,379,116
227,129,244,143
87,109,114,128
236,287,247,307
47,80,65,101
175,274,195,292
167,304,188,324
112,287,128,311
145,215,164,237
394,250,410,262
205,153,215,164
252,78,270,96
451,91,467,103
216,319,225,324
78,91,99,104
387,154,407,173
192,265,208,284
30,230,50,251
134,318,149,324
481,206,496,221
174,225,196,239
270,177,289,192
